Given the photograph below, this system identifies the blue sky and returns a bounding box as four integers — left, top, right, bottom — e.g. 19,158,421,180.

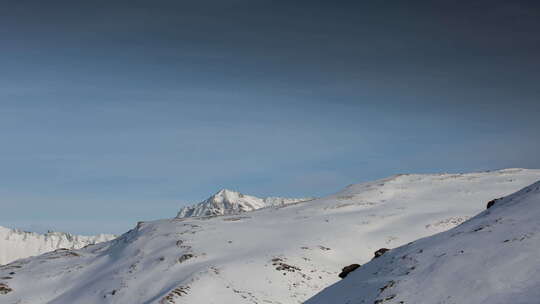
1,1,539,234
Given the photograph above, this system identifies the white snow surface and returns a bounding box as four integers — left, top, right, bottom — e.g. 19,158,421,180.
1,168,539,304
306,179,540,304
0,227,117,265
176,188,312,218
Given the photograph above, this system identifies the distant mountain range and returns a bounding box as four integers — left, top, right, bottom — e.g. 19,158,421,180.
1,168,539,303
0,227,117,265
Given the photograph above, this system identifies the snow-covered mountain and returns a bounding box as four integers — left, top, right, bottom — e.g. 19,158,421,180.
176,188,312,218
1,169,539,304
0,227,117,265
306,180,540,304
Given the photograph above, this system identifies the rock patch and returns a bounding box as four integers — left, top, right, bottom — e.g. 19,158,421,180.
487,198,502,209
0,283,12,295
338,264,361,279
373,248,390,259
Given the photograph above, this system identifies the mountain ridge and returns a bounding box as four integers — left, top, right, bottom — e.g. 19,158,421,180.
2,168,540,303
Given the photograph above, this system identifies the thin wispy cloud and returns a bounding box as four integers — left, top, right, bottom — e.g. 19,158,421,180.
0,0,539,234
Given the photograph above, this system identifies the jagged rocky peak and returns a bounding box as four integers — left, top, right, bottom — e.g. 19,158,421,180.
176,188,312,218
211,188,246,201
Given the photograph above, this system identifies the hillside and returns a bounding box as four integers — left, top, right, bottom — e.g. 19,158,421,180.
1,169,539,303
306,180,540,304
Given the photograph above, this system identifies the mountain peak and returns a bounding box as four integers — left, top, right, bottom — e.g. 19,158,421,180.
176,189,311,218
213,188,242,198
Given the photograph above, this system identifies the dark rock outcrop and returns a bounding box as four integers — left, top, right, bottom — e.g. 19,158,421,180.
338,264,361,279
486,198,502,209
373,248,390,259
0,283,12,294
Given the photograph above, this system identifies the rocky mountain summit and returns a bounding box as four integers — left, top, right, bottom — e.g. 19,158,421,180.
176,188,312,218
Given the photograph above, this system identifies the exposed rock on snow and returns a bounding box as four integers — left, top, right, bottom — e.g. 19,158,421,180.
176,188,312,218
487,197,502,209
0,283,12,294
0,226,117,265
338,264,361,279
1,169,539,304
373,248,390,259
306,180,540,304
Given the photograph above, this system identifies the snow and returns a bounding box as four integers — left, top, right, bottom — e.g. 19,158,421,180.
176,188,312,218
1,168,539,304
306,180,540,304
0,227,117,265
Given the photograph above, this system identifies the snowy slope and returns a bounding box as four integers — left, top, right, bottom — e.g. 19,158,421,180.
306,180,540,304
1,169,539,304
176,188,312,218
0,227,117,265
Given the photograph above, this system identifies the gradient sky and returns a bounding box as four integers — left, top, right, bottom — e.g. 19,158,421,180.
1,1,539,235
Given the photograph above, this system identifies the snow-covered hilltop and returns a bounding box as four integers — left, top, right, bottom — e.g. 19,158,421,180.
0,227,117,265
306,180,540,304
1,169,539,304
176,188,312,218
